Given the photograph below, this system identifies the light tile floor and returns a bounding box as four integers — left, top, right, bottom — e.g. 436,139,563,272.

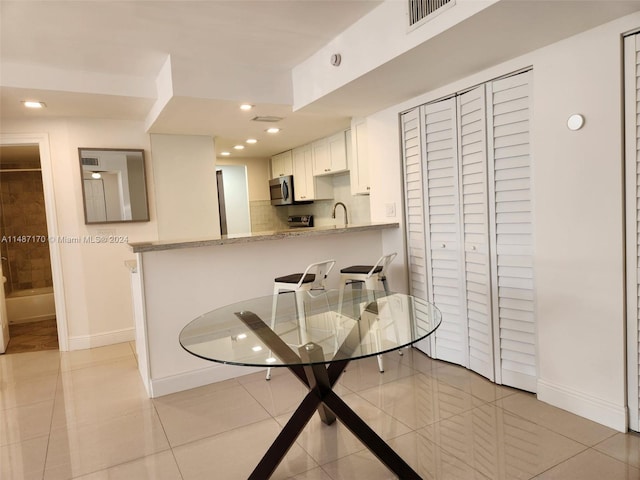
1,343,639,479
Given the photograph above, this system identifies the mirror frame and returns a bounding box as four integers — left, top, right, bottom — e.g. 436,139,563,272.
78,147,150,224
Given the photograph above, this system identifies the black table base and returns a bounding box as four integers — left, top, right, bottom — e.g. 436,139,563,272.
235,303,422,480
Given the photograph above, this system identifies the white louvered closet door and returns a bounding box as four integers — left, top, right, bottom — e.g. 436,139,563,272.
402,108,429,301
401,108,433,355
421,98,468,366
486,71,536,392
457,87,494,381
624,33,640,432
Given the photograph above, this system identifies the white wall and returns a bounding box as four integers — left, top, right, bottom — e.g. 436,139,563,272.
361,11,640,431
150,134,220,240
1,118,158,349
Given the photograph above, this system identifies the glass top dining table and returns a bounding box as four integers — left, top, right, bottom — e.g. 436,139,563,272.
179,289,441,368
179,289,441,480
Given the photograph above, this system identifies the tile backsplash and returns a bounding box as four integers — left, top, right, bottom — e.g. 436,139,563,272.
250,172,370,232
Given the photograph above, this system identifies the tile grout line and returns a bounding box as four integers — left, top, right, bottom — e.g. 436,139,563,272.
41,353,62,480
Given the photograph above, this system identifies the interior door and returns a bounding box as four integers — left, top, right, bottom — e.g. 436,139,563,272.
457,86,494,381
0,262,9,353
422,97,468,366
486,71,536,393
624,33,640,432
402,108,431,354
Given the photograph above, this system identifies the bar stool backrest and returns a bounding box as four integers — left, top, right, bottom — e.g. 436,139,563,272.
369,252,397,279
299,259,336,290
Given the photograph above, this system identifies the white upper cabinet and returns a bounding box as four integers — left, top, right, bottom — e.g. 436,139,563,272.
312,131,348,176
292,145,332,201
271,150,293,179
350,120,370,195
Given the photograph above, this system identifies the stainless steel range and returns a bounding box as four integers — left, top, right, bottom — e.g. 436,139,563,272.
287,215,314,228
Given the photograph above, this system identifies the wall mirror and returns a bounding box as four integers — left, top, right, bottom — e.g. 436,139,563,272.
79,148,150,224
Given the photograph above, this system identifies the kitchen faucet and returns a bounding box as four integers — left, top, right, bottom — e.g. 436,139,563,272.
332,202,348,225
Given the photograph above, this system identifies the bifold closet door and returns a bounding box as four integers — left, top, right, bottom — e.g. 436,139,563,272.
457,86,494,381
420,98,468,366
401,108,432,355
402,71,535,392
624,33,640,432
486,71,536,392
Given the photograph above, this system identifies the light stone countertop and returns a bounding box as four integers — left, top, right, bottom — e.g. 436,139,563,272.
129,222,399,253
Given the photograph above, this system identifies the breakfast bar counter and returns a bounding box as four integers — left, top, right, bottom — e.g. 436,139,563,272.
129,222,398,253
127,222,400,397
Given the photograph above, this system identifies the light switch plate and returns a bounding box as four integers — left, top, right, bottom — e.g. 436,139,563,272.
385,203,396,217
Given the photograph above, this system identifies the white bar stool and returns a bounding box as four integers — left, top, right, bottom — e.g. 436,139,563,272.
337,252,397,372
266,259,336,380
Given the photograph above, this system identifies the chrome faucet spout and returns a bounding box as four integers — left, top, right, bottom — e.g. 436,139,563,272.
332,202,348,225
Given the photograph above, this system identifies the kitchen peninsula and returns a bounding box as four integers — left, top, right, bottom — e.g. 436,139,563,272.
128,222,399,397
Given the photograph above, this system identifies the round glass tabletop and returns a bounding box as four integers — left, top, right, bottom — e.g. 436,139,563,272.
179,289,442,368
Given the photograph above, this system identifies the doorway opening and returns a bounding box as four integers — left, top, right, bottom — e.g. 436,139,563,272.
0,144,58,353
0,133,67,354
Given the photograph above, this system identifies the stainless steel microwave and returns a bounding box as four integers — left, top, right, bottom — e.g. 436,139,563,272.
269,175,293,206
269,175,311,206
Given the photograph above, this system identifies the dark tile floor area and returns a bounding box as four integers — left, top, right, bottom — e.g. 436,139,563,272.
6,318,58,354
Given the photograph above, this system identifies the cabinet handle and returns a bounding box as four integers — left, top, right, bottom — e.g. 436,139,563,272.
471,246,477,251
441,243,446,248
367,186,370,190
325,168,330,172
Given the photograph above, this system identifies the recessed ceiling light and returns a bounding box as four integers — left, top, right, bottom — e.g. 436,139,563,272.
23,101,45,109
266,127,280,134
240,104,253,111
233,145,245,150
246,138,257,144
220,151,231,156
91,172,102,179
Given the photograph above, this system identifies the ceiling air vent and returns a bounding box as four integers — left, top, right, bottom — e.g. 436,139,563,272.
252,116,283,123
81,157,99,166
408,0,454,27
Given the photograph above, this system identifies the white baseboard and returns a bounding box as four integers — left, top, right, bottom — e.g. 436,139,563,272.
537,378,628,432
68,327,135,351
149,364,265,398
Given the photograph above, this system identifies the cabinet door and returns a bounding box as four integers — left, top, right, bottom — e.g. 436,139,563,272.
457,86,494,381
422,98,468,367
327,131,348,173
271,151,293,178
292,146,311,201
486,71,535,392
350,121,370,194
293,145,333,201
312,138,330,175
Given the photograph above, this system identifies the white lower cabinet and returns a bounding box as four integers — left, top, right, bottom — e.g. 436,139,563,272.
292,144,332,201
402,70,536,393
